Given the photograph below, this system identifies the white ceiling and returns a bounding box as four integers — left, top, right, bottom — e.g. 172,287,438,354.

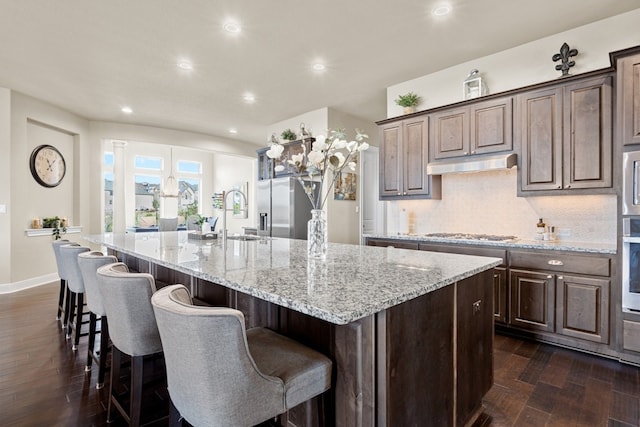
1,1,638,147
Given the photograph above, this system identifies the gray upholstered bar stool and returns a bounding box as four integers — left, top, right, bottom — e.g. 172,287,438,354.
77,251,118,389
59,243,91,350
96,262,165,427
151,284,333,427
51,239,71,326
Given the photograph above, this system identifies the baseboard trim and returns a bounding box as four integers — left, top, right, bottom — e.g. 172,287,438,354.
0,273,59,294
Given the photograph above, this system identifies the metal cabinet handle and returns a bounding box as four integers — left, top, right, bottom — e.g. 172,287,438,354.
403,192,407,195
557,185,562,189
548,259,564,266
558,276,564,280
471,150,476,154
397,192,401,196
547,275,553,279
473,299,482,314
565,185,571,189
464,151,469,155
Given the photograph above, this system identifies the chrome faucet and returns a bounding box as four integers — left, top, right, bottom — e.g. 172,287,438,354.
221,188,248,240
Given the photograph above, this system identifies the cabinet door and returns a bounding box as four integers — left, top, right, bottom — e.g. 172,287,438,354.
562,76,612,189
379,122,403,197
403,117,429,196
470,97,513,155
493,267,508,324
519,87,563,191
509,269,555,332
431,107,469,159
620,54,640,146
556,275,609,344
456,269,494,425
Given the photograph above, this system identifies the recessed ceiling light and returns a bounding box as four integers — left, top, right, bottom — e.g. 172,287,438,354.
229,128,238,134
121,106,133,114
223,20,242,34
243,93,255,103
312,63,326,72
432,5,452,16
177,61,193,71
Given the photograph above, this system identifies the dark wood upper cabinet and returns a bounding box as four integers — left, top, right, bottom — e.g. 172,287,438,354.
432,96,513,160
431,107,469,159
518,75,612,194
619,53,640,146
379,117,440,200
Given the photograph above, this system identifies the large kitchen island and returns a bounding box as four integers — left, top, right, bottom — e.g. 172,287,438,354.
85,232,502,426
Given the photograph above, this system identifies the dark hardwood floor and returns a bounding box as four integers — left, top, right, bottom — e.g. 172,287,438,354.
1,282,639,426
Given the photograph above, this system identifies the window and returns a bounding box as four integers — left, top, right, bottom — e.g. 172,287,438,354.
134,175,161,227
103,152,114,232
177,160,201,174
134,156,162,170
178,177,201,221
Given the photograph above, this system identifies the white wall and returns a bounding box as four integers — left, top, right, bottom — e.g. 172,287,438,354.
8,92,91,285
387,9,640,118
0,88,11,285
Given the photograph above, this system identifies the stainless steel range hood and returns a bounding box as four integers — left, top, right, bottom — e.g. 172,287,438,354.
426,153,517,175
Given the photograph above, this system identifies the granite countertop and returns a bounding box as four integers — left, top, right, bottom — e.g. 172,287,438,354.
84,232,501,325
364,233,617,255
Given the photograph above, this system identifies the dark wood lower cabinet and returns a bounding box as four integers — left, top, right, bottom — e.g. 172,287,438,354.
555,274,609,344
493,267,507,324
509,269,555,332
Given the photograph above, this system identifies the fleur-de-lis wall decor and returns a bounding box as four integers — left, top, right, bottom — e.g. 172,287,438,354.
552,42,578,76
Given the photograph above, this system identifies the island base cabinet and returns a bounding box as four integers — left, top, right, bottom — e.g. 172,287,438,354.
374,269,494,427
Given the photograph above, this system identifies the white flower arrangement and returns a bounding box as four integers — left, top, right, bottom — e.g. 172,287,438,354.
265,129,369,210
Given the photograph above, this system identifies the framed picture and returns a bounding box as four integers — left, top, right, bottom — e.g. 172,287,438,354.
233,182,248,218
334,172,356,201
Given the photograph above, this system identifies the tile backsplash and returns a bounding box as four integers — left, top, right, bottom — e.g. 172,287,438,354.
385,168,616,243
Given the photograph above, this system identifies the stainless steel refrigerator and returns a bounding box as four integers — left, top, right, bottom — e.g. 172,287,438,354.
257,177,314,239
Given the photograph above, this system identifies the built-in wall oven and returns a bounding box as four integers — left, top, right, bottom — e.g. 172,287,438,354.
623,218,640,312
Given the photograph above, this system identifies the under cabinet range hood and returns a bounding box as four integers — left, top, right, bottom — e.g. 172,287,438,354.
426,153,517,175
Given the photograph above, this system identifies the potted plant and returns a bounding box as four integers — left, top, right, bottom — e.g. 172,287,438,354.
395,92,421,114
43,216,67,240
280,129,297,142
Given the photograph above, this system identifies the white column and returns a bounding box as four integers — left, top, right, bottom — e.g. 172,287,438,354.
112,140,127,234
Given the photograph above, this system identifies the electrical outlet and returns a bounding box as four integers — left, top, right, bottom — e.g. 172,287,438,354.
556,228,571,238
0,204,6,214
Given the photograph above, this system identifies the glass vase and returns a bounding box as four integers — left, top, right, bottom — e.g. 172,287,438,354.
307,209,327,259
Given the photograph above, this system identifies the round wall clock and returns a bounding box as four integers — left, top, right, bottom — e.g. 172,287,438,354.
29,144,67,188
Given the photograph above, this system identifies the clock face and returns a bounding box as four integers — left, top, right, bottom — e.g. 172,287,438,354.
30,145,67,188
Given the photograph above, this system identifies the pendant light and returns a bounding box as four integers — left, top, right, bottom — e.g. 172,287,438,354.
161,147,180,198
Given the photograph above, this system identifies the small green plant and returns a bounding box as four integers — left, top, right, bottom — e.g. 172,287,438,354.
281,129,297,141
394,92,421,108
43,216,67,240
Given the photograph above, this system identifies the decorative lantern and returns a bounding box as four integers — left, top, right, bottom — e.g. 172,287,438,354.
463,69,488,100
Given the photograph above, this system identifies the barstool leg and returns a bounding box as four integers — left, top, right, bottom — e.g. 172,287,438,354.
72,293,84,351
107,346,122,423
57,279,65,320
169,399,182,427
66,292,76,339
62,286,72,329
86,313,97,371
130,355,144,427
97,317,109,389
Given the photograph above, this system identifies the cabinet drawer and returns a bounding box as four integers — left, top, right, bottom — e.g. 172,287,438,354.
509,251,610,277
419,244,506,266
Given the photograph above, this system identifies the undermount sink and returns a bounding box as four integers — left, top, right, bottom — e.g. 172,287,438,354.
226,234,262,241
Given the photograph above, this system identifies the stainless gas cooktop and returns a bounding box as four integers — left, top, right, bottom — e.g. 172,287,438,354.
423,232,518,242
